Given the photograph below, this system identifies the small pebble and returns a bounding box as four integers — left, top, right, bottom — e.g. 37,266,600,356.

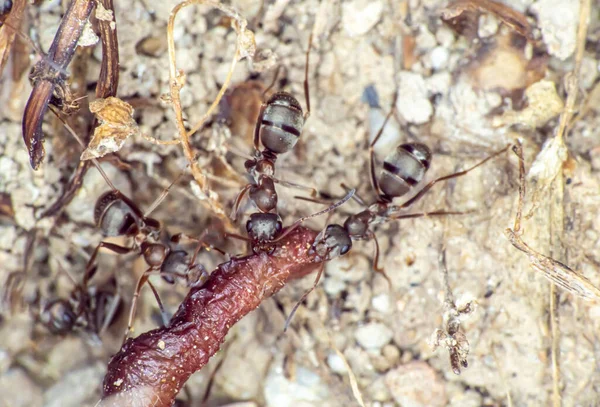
385,361,447,407
342,0,383,36
354,322,393,350
428,46,449,71
396,72,433,125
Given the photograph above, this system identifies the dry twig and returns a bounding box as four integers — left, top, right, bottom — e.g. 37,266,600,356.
22,0,95,169
165,0,256,222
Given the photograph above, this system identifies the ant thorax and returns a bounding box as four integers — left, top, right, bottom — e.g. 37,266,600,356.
245,153,276,179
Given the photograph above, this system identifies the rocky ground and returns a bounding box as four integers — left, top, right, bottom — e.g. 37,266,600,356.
1,0,600,406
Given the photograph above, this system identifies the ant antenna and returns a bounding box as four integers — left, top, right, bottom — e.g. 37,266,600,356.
273,188,355,243
49,107,118,192
143,163,190,218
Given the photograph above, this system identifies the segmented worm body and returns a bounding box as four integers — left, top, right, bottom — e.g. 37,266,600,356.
100,226,319,407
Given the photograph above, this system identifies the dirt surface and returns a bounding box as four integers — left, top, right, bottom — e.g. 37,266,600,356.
1,0,600,406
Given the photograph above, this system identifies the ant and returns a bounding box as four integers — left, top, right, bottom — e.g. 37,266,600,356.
310,104,510,272
230,34,314,221
37,262,121,338
40,112,217,342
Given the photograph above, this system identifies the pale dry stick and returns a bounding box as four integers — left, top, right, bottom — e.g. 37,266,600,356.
166,0,255,220
547,2,591,404
328,332,366,407
504,143,600,301
491,343,514,407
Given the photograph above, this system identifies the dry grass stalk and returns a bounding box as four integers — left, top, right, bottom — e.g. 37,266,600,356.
165,0,256,222
505,142,600,302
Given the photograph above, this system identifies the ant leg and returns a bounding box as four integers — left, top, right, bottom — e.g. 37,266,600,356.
398,145,510,210
271,177,317,197
124,269,157,342
83,242,132,289
224,232,253,243
303,32,313,120
171,232,227,257
147,279,170,327
99,292,122,335
294,183,366,207
369,231,392,287
284,262,324,332
368,103,395,197
253,104,267,150
388,210,472,220
230,183,253,221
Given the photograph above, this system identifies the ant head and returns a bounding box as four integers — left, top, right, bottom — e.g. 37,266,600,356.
186,264,209,288
142,243,168,268
40,300,77,334
260,92,304,154
161,251,189,284
246,213,283,243
310,224,352,261
379,143,431,199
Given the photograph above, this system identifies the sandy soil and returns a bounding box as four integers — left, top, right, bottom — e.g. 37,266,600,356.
1,0,599,406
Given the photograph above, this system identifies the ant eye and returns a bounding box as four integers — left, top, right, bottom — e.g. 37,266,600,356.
276,221,282,232
340,244,351,255
246,221,253,233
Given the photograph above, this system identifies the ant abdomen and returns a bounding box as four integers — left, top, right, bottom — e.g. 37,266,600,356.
379,143,432,199
95,191,141,236
260,92,304,154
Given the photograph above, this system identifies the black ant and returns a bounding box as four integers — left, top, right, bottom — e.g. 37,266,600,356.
310,104,510,271
37,262,121,338
39,112,217,342
230,34,314,221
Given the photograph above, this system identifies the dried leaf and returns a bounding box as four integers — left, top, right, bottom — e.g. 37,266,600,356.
81,97,139,160
22,0,94,169
0,0,27,77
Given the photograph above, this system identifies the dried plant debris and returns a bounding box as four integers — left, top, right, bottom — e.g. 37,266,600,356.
431,251,472,375
506,143,600,302
0,0,26,76
493,80,564,128
467,32,547,95
22,0,94,169
441,0,533,40
81,97,140,160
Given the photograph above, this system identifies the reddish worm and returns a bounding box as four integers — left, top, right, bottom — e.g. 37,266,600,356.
99,226,321,407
